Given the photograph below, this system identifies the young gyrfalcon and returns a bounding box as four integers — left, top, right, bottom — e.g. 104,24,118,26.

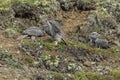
44,20,66,45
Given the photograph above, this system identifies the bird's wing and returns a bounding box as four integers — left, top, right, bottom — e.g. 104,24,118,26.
49,21,62,33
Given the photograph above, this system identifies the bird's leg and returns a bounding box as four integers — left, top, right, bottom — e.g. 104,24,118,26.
54,41,58,45
89,39,93,46
17,35,28,41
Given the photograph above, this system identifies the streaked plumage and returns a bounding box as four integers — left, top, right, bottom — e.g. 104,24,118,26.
22,26,45,37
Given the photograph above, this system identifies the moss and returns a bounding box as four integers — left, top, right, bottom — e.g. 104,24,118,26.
24,56,34,64
68,63,77,71
39,52,60,67
111,70,120,80
7,22,22,32
47,71,64,80
0,0,11,10
40,41,56,51
21,41,42,52
39,52,51,61
78,0,94,3
86,72,102,80
73,72,88,80
52,55,60,67
0,49,22,68
22,41,41,47
75,71,120,80
66,40,119,58
11,0,52,7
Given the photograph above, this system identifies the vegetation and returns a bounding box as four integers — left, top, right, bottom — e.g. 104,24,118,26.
0,0,120,79
0,49,22,68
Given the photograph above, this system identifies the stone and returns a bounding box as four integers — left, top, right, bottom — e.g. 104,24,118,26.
83,61,92,67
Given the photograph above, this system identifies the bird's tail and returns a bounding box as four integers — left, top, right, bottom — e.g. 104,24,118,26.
61,38,67,45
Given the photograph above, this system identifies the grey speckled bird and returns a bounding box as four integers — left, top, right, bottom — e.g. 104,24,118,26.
89,32,109,49
95,38,109,49
44,20,66,45
89,32,102,46
17,26,45,41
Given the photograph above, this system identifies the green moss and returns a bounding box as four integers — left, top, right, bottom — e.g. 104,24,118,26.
66,40,119,58
39,52,60,67
73,72,88,80
78,0,94,3
0,0,11,10
111,70,120,80
47,71,64,80
86,72,103,80
6,23,22,33
40,41,56,50
24,56,34,64
68,63,77,71
74,70,120,80
52,55,60,67
21,41,42,52
0,49,22,68
40,52,51,61
11,0,51,6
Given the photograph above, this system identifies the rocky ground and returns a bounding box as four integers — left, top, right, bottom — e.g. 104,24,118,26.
0,0,120,80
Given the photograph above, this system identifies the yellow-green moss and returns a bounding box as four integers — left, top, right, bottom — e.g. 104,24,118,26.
73,72,88,80
0,0,11,10
73,70,120,80
67,40,119,58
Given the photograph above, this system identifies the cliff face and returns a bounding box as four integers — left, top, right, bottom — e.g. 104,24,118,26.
0,0,120,80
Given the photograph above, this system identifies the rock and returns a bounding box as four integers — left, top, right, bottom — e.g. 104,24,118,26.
113,40,120,46
83,61,92,67
92,66,112,75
